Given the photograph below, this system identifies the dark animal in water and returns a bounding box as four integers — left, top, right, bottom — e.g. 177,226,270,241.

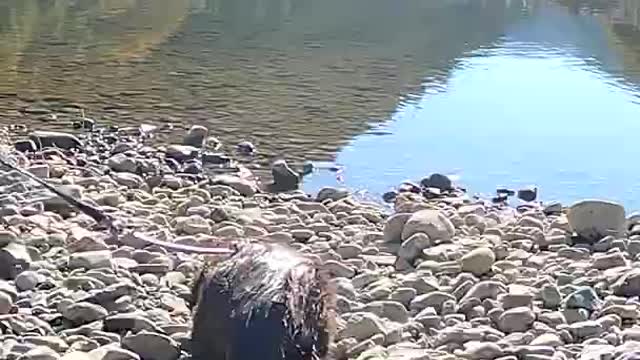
190,243,336,360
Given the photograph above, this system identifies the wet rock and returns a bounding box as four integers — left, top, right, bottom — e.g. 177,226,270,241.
382,191,397,203
401,210,455,242
269,159,300,192
74,117,96,130
568,200,625,242
316,187,350,202
236,140,255,154
29,131,82,150
517,186,538,202
166,145,199,162
544,202,563,215
420,173,452,191
202,152,230,165
183,125,208,148
15,140,37,153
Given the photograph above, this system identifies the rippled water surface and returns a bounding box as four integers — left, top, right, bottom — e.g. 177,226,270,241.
3,0,640,208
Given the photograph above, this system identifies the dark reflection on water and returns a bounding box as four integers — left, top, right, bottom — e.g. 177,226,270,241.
3,0,640,208
0,0,515,163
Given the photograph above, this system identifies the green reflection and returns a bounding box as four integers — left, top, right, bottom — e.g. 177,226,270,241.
0,0,515,163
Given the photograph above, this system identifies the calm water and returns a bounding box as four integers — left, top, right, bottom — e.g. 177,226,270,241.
2,0,640,209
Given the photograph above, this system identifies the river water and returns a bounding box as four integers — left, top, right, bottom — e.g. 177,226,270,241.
2,0,640,209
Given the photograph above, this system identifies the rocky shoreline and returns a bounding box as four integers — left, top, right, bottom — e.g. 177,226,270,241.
0,123,639,360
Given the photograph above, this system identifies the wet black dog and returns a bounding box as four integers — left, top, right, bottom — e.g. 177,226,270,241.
190,243,335,360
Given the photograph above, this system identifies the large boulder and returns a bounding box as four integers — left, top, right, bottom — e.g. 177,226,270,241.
383,213,411,243
401,210,455,242
568,200,625,242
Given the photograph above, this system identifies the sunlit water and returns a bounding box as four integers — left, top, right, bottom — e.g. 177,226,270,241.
305,1,640,211
3,0,640,209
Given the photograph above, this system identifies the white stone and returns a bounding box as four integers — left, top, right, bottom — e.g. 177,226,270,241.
460,248,495,276
122,330,180,360
401,210,455,242
568,200,625,241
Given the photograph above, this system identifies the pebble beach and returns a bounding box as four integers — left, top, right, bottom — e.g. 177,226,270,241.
0,122,639,360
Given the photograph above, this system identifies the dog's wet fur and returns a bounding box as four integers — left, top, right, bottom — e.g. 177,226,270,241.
190,243,336,360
